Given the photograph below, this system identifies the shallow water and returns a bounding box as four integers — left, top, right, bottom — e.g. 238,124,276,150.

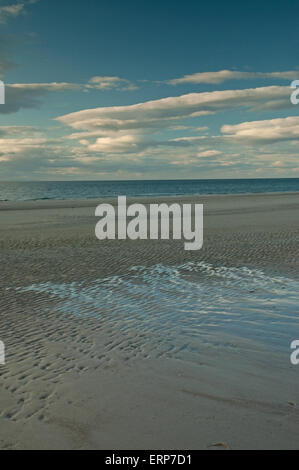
12,262,299,360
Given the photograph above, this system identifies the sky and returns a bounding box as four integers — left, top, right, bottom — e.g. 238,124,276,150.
0,0,299,181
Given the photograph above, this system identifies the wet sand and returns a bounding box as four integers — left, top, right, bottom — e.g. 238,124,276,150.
0,192,299,449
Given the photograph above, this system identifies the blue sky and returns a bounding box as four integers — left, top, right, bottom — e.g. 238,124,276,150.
0,0,299,180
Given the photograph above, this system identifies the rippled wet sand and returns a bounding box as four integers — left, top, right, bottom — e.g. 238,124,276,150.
0,193,299,449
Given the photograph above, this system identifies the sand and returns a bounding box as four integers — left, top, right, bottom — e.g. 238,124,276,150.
0,192,299,450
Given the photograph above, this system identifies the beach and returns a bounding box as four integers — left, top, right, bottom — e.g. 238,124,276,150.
0,192,299,449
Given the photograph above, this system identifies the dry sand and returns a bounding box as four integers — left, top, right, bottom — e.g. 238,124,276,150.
0,192,299,449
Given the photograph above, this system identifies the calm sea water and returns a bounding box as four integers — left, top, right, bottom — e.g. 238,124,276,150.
0,178,298,202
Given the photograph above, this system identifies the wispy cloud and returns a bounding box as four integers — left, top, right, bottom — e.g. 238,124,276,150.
87,76,138,91
48,86,297,175
167,70,299,85
0,77,137,113
0,0,37,24
1,73,293,115
221,116,299,144
0,125,39,136
1,84,297,180
0,2,24,23
57,86,291,140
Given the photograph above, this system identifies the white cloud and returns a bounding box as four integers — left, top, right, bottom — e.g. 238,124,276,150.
221,116,299,144
0,2,25,23
167,70,299,85
171,136,205,142
0,137,50,160
0,77,137,114
197,150,222,157
7,76,137,93
51,86,294,158
57,86,291,136
8,82,82,91
0,0,38,24
1,77,298,178
0,125,39,136
85,134,141,153
87,76,137,91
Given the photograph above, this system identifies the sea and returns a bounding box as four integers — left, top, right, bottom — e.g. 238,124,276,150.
0,178,298,202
